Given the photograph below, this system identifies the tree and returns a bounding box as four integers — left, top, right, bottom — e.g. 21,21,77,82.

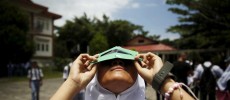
105,20,145,47
89,33,109,55
166,0,230,49
56,14,148,58
57,14,95,57
161,38,175,47
148,34,160,41
0,0,34,77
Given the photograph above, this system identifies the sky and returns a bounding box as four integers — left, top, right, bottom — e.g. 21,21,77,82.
32,0,180,40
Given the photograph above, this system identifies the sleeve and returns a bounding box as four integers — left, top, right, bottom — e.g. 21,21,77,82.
217,72,230,91
193,64,203,79
212,65,224,78
225,65,230,72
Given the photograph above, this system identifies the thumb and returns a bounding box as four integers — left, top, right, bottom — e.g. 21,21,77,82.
134,61,152,84
134,61,146,77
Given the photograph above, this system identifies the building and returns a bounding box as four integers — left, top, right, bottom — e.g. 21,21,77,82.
123,35,176,61
12,0,62,66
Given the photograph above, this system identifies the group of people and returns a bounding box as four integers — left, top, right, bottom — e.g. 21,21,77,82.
7,61,31,77
171,53,230,100
24,46,230,100
6,60,44,100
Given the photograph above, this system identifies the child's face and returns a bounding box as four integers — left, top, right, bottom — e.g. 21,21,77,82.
97,59,137,94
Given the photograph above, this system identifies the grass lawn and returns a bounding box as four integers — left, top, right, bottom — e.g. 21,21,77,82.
0,67,62,83
42,67,63,79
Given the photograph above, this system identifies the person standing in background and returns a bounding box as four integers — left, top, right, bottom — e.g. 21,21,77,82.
171,53,192,85
7,61,14,77
216,57,230,100
27,61,44,100
193,60,223,100
63,62,72,81
63,61,85,100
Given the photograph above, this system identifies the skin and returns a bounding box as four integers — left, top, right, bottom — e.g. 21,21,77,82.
97,59,137,95
50,52,195,100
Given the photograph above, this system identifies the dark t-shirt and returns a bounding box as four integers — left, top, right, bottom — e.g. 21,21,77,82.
171,61,192,85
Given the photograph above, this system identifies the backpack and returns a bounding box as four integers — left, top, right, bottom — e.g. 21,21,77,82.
199,65,216,93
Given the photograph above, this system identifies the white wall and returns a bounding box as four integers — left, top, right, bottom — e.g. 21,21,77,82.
34,36,53,57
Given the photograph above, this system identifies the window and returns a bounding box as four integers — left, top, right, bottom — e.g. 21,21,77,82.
36,43,40,51
45,20,49,30
35,19,44,32
41,43,45,51
35,37,50,53
35,42,49,52
34,17,50,32
45,44,49,51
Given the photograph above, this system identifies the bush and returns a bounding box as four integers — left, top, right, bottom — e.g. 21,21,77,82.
53,57,72,72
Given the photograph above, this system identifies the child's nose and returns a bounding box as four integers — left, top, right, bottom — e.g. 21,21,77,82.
111,59,124,66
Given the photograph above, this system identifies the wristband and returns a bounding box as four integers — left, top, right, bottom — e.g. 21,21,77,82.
152,61,173,91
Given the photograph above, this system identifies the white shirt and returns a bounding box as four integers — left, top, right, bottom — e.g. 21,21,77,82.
27,68,44,80
63,62,73,80
193,61,223,79
63,65,69,80
85,74,146,100
217,64,230,91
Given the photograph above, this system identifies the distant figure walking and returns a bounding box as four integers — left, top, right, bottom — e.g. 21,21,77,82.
27,61,44,100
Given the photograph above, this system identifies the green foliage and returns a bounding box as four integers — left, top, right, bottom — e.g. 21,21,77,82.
57,14,95,56
53,37,69,58
41,67,63,79
0,0,34,64
53,57,72,72
148,34,160,41
105,20,138,47
161,38,175,47
166,0,230,49
89,33,109,55
0,67,62,82
55,14,148,58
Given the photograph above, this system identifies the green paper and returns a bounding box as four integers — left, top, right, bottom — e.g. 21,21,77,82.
97,46,138,63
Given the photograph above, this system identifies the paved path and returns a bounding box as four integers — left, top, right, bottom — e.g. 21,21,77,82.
0,78,63,100
0,78,156,100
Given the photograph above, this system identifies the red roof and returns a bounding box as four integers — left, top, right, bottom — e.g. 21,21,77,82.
123,43,176,52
